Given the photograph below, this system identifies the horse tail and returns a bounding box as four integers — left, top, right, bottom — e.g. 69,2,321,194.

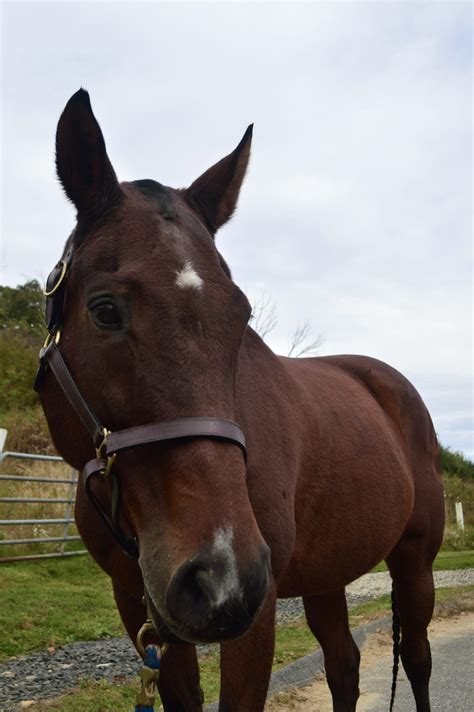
389,583,401,711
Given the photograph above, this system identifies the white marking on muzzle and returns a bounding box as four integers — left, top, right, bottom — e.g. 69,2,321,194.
209,526,242,609
175,260,204,290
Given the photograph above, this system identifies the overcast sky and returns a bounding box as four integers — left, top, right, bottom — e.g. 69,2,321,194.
1,1,472,458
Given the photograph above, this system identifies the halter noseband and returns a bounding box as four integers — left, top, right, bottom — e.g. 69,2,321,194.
34,255,247,559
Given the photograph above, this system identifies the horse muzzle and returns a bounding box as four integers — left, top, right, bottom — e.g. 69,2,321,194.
150,542,271,644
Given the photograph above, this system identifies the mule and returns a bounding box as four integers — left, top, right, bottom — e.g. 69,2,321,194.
37,89,445,711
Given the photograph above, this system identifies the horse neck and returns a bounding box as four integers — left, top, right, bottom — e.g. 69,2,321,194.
240,324,278,369
237,326,294,409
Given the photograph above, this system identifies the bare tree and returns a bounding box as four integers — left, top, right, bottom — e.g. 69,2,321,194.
288,321,325,358
250,291,277,339
251,291,324,357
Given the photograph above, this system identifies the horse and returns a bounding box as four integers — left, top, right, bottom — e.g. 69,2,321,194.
36,89,445,712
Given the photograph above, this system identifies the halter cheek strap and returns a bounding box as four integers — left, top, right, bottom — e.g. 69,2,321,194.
35,260,247,560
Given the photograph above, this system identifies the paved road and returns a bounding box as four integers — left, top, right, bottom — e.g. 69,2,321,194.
357,613,474,711
266,612,474,711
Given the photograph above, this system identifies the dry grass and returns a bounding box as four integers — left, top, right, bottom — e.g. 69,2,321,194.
0,404,55,454
0,456,81,558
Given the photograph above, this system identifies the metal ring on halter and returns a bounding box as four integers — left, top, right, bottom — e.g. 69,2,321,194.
95,427,111,459
43,329,61,348
95,429,117,476
103,452,117,477
43,260,68,296
136,622,169,659
136,620,157,659
136,596,169,660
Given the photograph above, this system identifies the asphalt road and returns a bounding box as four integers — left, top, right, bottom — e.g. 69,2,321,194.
357,613,474,711
266,612,474,711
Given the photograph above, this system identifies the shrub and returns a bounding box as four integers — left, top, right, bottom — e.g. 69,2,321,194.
0,279,45,334
442,524,474,551
439,444,474,479
0,404,55,455
0,331,41,414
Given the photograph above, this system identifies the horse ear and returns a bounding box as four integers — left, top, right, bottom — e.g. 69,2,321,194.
55,89,121,216
185,125,253,235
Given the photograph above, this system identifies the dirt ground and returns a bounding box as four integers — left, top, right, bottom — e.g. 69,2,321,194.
265,603,474,711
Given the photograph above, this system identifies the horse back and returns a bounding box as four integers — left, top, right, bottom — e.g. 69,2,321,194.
316,354,440,467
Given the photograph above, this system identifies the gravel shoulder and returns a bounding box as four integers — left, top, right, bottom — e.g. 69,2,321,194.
276,568,474,624
1,569,473,711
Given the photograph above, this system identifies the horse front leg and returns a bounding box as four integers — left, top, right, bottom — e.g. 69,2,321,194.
218,580,276,711
112,579,203,712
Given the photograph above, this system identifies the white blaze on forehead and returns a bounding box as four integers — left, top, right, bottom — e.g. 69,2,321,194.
209,525,242,608
175,260,204,290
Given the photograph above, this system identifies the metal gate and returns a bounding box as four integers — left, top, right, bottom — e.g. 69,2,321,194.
0,446,86,563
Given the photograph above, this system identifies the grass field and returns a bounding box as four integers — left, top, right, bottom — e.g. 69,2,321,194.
0,557,123,661
370,548,474,572
25,585,474,712
1,550,473,663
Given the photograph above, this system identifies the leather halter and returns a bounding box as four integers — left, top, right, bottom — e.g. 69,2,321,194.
34,255,247,559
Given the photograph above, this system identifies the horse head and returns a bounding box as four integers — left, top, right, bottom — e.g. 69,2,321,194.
40,89,270,644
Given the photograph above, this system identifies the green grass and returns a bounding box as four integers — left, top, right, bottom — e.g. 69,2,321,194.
30,680,137,712
370,548,474,573
1,548,473,663
0,556,122,661
27,585,474,711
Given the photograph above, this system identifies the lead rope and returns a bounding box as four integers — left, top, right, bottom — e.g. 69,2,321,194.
135,597,168,712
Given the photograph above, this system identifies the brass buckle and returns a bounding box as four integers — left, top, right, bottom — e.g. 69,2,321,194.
43,329,61,348
95,428,116,477
103,453,117,477
43,260,68,297
95,428,110,459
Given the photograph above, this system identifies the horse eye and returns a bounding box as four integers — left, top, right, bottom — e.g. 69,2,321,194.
90,301,122,330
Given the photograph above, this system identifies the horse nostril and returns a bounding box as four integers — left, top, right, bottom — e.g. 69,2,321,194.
194,567,217,603
166,558,215,623
164,548,270,642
